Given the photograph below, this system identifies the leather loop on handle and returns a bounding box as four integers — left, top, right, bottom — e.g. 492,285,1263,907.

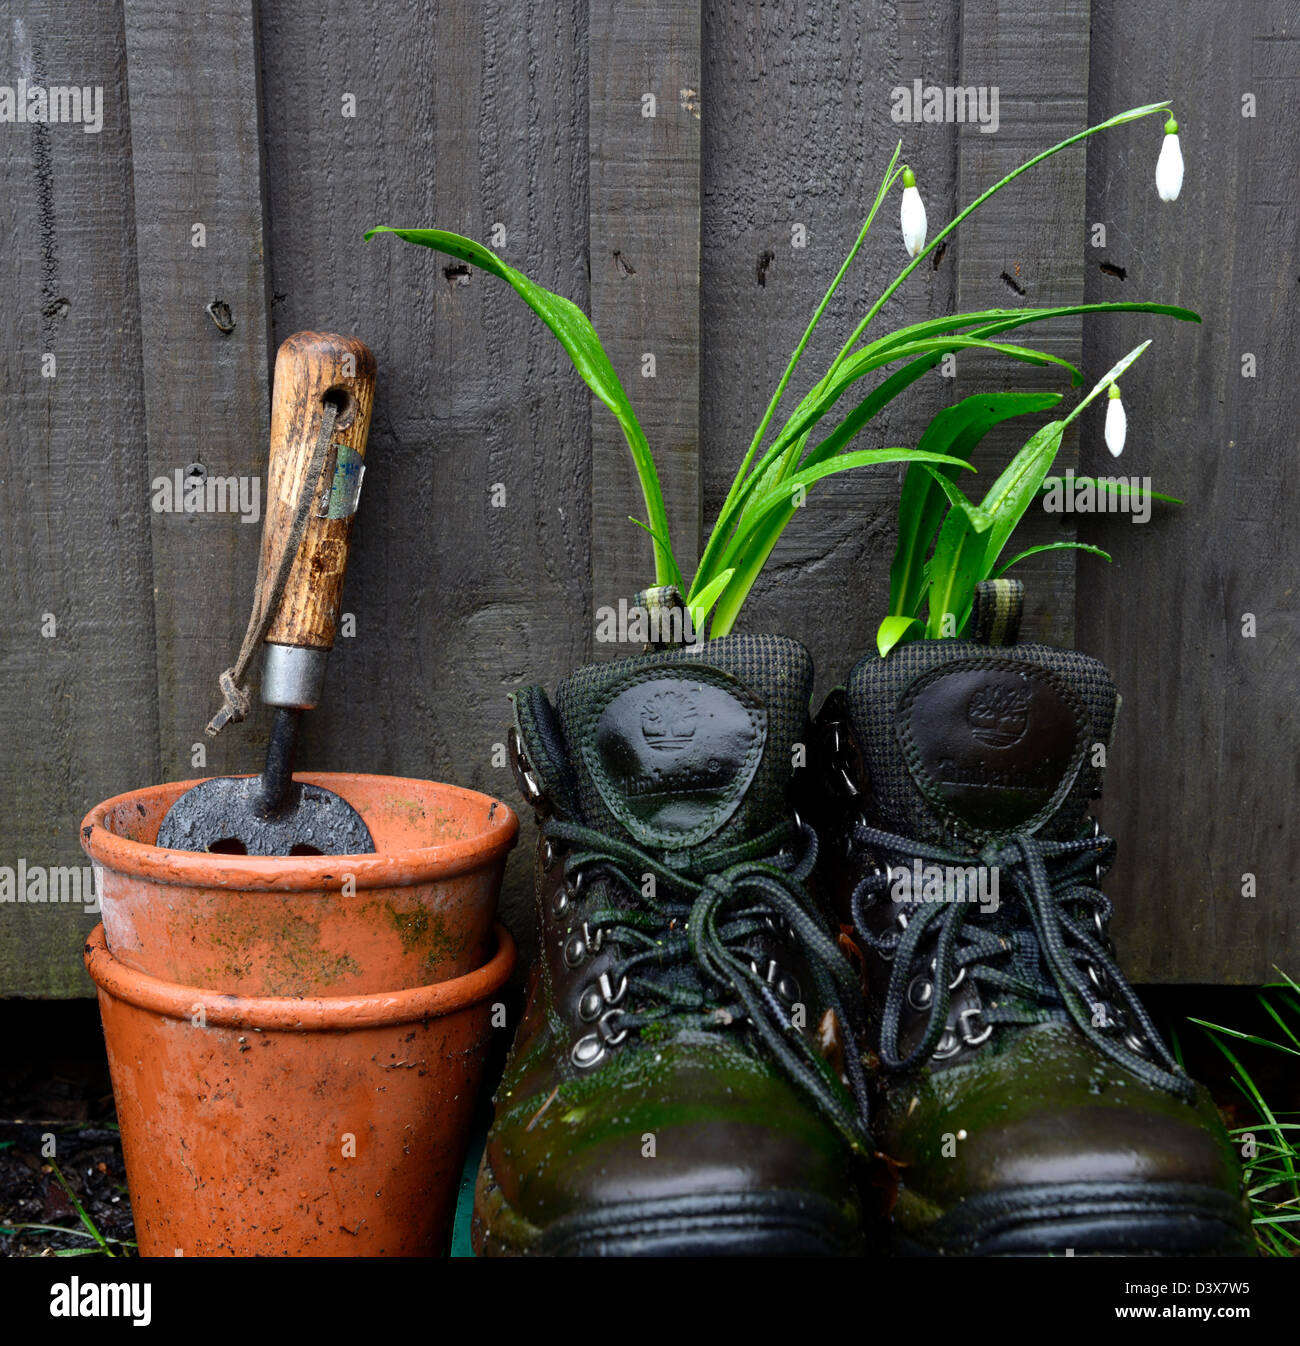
260,332,377,651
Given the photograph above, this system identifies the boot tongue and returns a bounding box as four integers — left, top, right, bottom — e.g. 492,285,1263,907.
552,634,813,853
843,641,1119,844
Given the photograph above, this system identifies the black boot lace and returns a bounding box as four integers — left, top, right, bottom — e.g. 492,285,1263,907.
849,821,1195,1100
543,815,874,1153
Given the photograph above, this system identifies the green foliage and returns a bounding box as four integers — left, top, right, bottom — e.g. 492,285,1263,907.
368,101,1196,638
879,341,1181,653
1191,972,1300,1256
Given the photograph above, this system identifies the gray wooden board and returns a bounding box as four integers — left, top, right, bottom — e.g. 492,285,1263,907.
258,0,592,957
0,3,159,994
589,0,703,628
1077,0,1300,982
699,0,962,692
953,0,1091,651
122,0,273,785
1,0,1296,992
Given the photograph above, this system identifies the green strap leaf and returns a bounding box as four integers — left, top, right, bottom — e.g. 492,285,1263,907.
1041,476,1185,506
919,465,991,531
888,391,1062,620
976,419,1068,576
366,225,680,590
686,568,736,640
876,614,922,657
708,446,973,637
925,507,989,638
860,301,1200,364
991,540,1112,579
723,333,1079,552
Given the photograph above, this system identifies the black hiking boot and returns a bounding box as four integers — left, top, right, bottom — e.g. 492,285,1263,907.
810,589,1253,1256
473,634,872,1255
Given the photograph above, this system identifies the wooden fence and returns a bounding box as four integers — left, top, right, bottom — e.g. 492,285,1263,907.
1,0,1296,993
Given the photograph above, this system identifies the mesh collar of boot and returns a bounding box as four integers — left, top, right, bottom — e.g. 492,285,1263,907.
843,639,1117,845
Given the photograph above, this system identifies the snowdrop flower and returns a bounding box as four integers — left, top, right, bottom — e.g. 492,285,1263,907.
1156,115,1183,202
900,167,927,258
1104,383,1127,457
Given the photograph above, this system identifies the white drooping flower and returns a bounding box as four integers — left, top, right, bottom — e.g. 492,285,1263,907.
1104,383,1127,458
900,166,927,258
1156,114,1184,202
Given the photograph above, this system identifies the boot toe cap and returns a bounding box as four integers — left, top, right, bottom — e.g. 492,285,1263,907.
478,1037,863,1254
877,1023,1252,1255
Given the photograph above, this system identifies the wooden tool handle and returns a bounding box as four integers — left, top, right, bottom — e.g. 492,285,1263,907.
259,332,377,651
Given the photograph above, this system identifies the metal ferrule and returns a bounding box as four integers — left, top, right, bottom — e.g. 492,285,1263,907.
262,644,328,710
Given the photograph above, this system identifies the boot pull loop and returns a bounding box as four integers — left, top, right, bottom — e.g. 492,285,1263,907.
630,585,694,650
970,579,1024,647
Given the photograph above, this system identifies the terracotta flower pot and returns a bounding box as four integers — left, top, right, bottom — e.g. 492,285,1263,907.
79,773,518,1256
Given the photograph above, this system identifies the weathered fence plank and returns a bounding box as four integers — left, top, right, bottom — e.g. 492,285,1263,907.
122,0,273,782
699,1,960,685
954,0,1092,649
1,0,1295,993
1079,1,1300,981
257,0,592,950
589,0,703,625
0,3,159,993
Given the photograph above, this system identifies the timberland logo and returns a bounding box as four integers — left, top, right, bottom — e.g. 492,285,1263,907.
591,673,766,847
901,662,1085,834
640,690,698,753
935,758,1055,791
966,683,1031,748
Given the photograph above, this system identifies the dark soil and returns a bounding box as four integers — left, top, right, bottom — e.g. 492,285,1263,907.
0,1001,134,1258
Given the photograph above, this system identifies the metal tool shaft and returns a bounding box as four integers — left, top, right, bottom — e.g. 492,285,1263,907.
257,707,302,816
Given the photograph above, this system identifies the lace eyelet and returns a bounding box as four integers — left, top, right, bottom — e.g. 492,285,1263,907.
958,1005,992,1047
570,1010,627,1069
596,1007,627,1045
541,839,558,871
509,727,544,807
846,812,870,857
579,971,628,1022
570,1034,605,1068
933,1025,962,1060
1091,818,1106,884
750,957,801,1006
563,920,604,968
928,957,965,992
906,975,933,1011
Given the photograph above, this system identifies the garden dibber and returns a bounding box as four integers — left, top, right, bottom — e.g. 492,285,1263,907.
156,331,377,857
